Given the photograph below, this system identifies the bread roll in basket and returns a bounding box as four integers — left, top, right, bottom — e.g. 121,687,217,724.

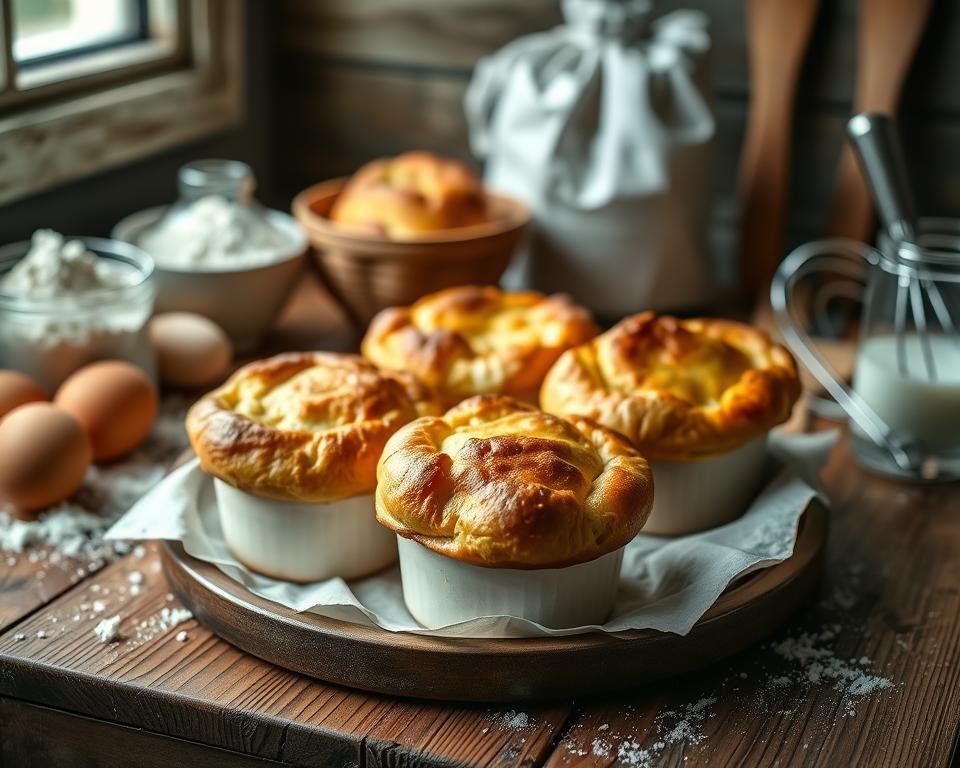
293,152,529,324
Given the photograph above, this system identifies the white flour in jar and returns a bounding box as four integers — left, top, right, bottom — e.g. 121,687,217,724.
138,196,295,270
2,230,134,297
0,229,153,392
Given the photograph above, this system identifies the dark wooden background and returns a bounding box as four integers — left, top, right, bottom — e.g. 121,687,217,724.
270,0,960,280
3,0,959,283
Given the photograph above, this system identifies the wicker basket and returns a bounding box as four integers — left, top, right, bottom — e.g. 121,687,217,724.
292,179,529,324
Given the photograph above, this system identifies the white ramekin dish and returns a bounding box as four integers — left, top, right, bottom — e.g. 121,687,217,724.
112,206,307,353
396,536,625,629
213,478,397,583
642,435,768,536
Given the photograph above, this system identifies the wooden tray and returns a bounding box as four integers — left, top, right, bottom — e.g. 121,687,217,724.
161,500,827,702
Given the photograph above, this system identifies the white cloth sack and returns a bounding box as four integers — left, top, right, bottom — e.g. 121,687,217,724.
466,0,715,316
106,431,835,639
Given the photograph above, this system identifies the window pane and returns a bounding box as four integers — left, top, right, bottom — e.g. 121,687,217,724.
12,0,144,65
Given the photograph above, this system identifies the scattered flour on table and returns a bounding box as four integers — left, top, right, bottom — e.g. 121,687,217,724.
771,626,893,716
94,616,121,644
128,606,194,646
498,710,530,729
0,397,189,567
614,698,717,767
591,737,611,757
558,615,897,763
161,607,193,628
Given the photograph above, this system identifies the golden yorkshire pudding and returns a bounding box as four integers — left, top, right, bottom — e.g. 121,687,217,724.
540,313,801,461
375,395,654,568
187,352,439,502
361,285,599,408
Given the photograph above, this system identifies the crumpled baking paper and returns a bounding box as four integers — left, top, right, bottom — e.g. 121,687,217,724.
107,430,836,638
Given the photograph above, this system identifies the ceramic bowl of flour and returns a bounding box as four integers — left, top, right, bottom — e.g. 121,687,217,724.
113,203,307,354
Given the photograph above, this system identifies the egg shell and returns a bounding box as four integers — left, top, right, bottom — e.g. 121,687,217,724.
0,370,46,420
0,402,91,510
149,312,233,389
55,361,158,462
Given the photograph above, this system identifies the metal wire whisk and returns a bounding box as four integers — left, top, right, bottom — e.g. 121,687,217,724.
847,112,957,383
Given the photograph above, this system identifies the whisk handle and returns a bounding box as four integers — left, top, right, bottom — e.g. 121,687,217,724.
847,113,917,243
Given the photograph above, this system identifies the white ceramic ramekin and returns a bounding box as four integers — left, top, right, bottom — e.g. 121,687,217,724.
396,536,624,629
642,435,768,536
213,479,397,583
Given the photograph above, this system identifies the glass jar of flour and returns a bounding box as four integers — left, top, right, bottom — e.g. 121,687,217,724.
0,232,156,393
772,219,960,483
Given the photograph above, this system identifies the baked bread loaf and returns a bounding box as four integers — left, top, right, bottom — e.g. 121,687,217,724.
361,285,599,408
329,151,489,239
540,313,801,460
187,352,438,502
375,395,654,568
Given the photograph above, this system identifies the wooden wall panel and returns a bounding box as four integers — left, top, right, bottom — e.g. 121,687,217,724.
276,0,562,72
275,0,960,112
277,64,472,196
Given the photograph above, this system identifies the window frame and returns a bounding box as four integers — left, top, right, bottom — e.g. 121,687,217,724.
13,0,151,70
0,0,244,205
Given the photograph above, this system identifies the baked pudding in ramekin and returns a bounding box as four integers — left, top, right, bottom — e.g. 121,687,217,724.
541,313,800,535
186,352,438,582
375,395,653,628
362,285,599,408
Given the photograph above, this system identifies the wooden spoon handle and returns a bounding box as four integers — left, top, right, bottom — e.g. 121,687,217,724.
738,105,793,297
738,0,822,299
828,0,933,242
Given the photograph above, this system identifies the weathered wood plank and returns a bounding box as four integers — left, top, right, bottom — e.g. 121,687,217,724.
0,698,291,768
0,549,94,633
0,542,573,768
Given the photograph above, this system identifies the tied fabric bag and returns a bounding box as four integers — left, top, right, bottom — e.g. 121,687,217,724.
466,0,715,316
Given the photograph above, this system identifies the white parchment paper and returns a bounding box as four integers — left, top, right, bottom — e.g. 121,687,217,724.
107,431,836,638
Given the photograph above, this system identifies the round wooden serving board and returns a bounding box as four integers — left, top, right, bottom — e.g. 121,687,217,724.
161,500,827,702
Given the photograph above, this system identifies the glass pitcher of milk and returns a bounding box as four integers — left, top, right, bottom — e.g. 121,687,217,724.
771,219,960,482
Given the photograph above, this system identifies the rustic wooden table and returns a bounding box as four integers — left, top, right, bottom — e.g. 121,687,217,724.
1,276,958,767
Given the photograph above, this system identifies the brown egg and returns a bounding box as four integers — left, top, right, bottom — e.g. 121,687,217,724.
0,403,91,510
55,361,158,462
149,312,233,389
0,370,46,420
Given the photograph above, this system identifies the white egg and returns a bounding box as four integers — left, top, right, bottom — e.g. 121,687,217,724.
149,312,233,390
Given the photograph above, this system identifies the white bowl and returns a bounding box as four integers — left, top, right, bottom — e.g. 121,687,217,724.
642,435,769,536
396,536,624,629
112,206,307,353
213,479,397,583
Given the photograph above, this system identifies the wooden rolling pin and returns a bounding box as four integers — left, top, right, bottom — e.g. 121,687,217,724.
738,0,822,300
827,0,933,243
